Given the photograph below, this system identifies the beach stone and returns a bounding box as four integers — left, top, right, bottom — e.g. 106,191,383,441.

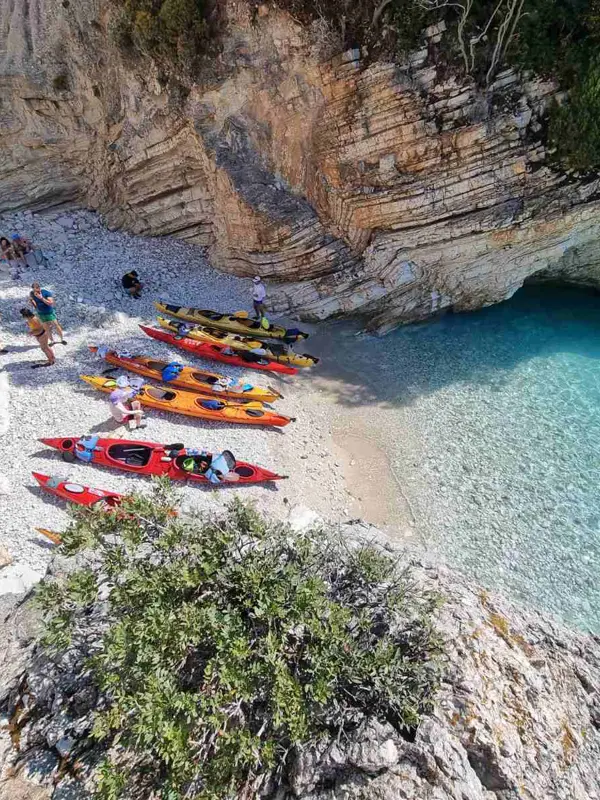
287,504,321,531
0,547,12,568
0,777,51,800
0,565,44,596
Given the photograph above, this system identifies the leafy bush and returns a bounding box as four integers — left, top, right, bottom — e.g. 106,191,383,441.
111,0,211,74
547,58,600,171
37,485,442,800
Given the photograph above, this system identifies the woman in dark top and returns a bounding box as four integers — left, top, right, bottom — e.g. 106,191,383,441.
122,270,142,298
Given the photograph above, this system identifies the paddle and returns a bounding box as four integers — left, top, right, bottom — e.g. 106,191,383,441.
36,528,62,545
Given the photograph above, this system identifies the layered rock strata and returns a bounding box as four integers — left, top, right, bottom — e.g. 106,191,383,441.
1,0,599,330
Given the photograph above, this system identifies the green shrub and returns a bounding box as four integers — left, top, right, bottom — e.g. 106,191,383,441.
111,0,210,73
37,485,442,799
548,59,600,171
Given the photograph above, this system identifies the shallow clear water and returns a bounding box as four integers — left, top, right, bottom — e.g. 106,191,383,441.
316,285,600,632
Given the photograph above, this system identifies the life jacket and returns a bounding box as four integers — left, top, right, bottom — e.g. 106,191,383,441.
75,435,101,463
161,362,184,382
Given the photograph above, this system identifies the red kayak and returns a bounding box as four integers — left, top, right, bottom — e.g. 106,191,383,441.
140,325,297,376
40,436,286,485
33,472,123,508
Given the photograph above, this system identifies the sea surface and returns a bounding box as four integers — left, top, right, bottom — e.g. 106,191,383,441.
314,284,600,632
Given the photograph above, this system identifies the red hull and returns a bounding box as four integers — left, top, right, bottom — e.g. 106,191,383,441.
140,325,297,375
33,472,123,508
40,437,286,485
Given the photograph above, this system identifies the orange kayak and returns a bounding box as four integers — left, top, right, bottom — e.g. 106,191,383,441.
80,375,294,428
88,346,282,403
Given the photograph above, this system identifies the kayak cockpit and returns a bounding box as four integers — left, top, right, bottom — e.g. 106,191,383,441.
147,359,168,372
145,387,177,402
107,443,153,467
174,454,211,474
192,372,214,385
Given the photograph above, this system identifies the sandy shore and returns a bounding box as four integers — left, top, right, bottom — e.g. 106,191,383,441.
0,209,419,588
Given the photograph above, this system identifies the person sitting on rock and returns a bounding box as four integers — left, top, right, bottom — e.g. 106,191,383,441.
1,236,22,277
109,375,145,429
122,270,143,299
12,234,38,269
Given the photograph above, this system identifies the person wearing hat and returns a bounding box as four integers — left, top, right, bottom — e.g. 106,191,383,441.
251,276,266,320
108,375,145,428
122,270,143,299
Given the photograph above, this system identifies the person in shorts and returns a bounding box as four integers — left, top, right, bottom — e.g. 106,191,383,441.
252,276,266,320
109,375,145,429
19,308,55,368
122,270,143,298
29,282,66,345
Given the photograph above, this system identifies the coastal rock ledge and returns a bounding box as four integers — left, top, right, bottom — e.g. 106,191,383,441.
2,0,600,331
1,523,600,799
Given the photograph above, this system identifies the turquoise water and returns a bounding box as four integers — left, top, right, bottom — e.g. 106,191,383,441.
318,285,600,631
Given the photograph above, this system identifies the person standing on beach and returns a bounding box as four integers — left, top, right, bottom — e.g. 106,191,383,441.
252,276,266,320
19,309,55,368
29,282,67,346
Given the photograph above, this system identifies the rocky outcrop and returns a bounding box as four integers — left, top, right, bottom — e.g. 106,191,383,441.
1,0,600,330
2,522,600,799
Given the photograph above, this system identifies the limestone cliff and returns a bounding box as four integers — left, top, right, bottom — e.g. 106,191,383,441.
1,523,600,799
1,0,600,331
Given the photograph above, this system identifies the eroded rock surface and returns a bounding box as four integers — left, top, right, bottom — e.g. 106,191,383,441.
1,0,600,331
1,524,600,799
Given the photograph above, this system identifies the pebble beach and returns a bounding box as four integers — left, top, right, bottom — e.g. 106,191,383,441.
0,209,357,591
2,208,600,635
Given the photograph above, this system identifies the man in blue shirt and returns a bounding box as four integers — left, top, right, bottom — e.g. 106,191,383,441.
29,282,66,345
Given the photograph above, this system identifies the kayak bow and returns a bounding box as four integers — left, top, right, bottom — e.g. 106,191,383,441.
33,471,123,508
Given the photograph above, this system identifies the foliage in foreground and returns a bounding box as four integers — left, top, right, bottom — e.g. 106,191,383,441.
37,484,442,800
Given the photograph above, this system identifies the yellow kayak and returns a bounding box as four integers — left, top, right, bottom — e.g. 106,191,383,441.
80,376,294,427
157,317,320,369
154,301,309,342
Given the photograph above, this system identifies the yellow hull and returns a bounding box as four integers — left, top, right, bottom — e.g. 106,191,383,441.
88,347,282,403
154,301,309,341
157,317,319,369
80,376,293,427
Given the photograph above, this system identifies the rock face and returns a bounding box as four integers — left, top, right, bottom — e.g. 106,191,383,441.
1,0,600,330
2,523,600,799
